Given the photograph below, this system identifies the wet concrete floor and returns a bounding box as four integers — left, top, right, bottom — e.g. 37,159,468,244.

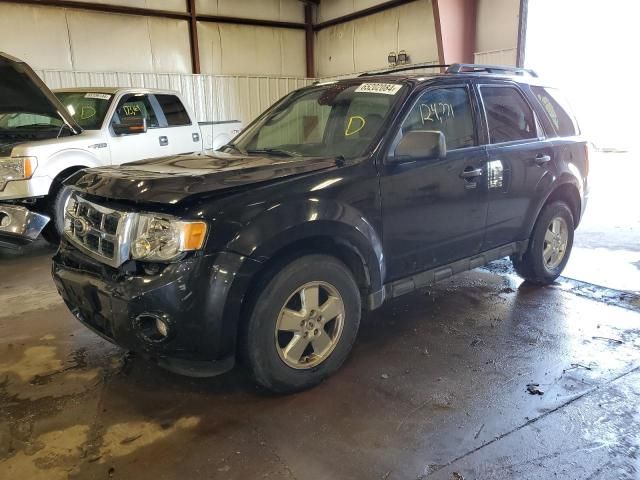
0,240,639,479
563,151,640,294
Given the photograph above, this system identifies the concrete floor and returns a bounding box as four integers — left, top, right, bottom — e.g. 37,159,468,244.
0,152,639,479
0,241,639,480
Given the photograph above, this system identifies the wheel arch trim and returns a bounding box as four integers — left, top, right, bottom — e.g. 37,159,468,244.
528,177,583,238
226,200,385,305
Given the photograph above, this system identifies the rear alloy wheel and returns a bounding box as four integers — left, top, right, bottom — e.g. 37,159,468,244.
511,201,574,285
542,217,569,271
243,255,361,393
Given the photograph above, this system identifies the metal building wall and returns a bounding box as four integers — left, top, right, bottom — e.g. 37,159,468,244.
317,61,442,82
474,48,517,66
0,1,307,76
317,0,400,23
37,70,315,125
474,0,519,64
315,0,439,78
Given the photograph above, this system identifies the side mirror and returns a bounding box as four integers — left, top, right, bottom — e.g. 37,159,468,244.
113,117,147,136
391,130,447,163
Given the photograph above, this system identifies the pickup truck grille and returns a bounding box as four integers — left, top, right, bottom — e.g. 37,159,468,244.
64,194,133,268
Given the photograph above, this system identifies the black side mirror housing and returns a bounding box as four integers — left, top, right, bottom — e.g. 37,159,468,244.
113,117,147,136
390,130,447,163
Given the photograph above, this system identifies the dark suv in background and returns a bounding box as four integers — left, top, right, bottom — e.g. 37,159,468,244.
52,64,588,393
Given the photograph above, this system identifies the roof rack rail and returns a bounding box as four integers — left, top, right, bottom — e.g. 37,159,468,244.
359,63,450,77
446,63,538,78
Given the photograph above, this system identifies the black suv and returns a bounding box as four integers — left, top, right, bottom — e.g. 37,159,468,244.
52,64,588,393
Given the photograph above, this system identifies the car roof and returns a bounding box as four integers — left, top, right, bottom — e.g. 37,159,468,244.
327,63,550,87
52,87,182,95
336,72,547,86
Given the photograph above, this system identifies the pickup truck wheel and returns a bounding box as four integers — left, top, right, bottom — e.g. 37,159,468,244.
243,255,361,393
511,201,574,285
41,184,71,244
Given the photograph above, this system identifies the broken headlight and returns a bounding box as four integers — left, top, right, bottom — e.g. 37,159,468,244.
131,214,207,262
0,157,37,190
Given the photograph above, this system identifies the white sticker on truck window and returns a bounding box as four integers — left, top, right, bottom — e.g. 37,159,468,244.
355,83,402,95
85,93,112,100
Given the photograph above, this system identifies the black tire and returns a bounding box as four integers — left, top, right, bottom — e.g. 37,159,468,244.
511,201,574,285
242,254,361,394
41,183,72,244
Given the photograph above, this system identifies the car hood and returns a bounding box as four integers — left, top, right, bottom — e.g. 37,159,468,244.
0,52,81,134
69,151,341,204
0,140,20,157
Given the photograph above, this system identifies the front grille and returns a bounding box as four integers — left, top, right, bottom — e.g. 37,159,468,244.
64,194,133,267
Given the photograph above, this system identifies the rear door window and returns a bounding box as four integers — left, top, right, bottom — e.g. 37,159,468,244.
154,94,192,127
112,94,160,129
480,86,538,144
400,87,476,150
531,86,579,137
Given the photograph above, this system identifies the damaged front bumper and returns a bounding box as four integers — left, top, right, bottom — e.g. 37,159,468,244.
52,240,261,377
0,204,49,248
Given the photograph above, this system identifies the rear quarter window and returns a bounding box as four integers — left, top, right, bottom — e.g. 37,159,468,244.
155,94,192,127
532,86,579,137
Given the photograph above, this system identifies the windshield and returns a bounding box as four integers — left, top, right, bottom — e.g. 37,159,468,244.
55,92,113,130
228,82,406,159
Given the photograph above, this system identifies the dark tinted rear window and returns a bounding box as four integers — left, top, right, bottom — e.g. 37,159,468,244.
480,86,537,144
155,94,191,127
532,86,579,137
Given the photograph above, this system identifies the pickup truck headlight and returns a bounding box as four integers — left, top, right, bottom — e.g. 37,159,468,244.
0,157,37,190
131,214,208,262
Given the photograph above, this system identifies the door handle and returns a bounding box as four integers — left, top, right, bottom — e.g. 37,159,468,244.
159,136,168,146
460,167,484,179
535,154,551,165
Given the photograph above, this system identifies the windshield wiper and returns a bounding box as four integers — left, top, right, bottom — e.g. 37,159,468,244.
14,124,59,129
219,142,246,155
245,148,299,158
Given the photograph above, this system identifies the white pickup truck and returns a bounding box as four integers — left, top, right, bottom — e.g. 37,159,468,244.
0,52,241,246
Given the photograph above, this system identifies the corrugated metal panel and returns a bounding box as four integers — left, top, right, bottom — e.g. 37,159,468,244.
36,69,315,125
315,0,437,78
474,48,517,67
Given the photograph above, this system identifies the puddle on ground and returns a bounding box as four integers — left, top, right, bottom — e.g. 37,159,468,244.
1,424,89,480
99,417,201,460
0,346,64,382
0,345,101,401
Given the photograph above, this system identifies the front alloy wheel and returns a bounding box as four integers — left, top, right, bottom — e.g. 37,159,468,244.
243,254,361,393
275,281,345,369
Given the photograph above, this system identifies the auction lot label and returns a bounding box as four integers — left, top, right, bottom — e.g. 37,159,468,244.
85,93,112,100
355,83,402,95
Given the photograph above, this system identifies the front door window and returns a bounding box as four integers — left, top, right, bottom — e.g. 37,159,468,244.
399,87,476,150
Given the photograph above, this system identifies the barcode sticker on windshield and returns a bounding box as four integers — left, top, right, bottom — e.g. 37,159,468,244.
355,83,402,95
85,93,112,100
